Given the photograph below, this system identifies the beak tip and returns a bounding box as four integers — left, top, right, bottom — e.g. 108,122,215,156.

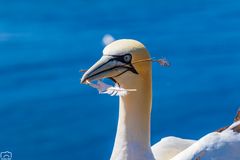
80,79,84,84
80,74,88,84
80,77,87,84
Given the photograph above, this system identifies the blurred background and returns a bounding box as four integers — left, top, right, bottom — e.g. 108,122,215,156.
0,0,240,159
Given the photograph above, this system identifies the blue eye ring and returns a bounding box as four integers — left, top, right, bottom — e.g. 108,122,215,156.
123,54,132,63
106,53,132,64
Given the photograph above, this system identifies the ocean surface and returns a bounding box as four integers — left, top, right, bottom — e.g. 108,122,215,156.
0,0,240,159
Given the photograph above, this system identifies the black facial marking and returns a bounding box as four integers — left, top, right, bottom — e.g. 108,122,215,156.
108,77,120,86
107,53,138,74
109,54,132,64
128,64,138,74
109,77,117,83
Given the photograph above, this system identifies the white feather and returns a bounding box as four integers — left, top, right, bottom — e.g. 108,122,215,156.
86,80,136,96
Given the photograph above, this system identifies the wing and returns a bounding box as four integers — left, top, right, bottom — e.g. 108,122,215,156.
153,111,240,160
171,121,240,160
151,136,196,160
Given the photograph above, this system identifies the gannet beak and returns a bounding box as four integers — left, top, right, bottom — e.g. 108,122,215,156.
80,55,138,84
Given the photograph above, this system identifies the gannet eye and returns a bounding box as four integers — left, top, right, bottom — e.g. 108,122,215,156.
123,54,132,63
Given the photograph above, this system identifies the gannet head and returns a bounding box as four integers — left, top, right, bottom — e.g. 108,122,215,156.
81,39,151,86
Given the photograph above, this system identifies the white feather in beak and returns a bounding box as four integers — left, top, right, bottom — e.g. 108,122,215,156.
86,80,136,96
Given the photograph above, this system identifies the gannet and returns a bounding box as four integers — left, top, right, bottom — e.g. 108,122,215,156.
81,39,240,160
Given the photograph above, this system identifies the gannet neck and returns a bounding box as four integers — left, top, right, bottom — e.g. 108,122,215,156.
110,62,155,160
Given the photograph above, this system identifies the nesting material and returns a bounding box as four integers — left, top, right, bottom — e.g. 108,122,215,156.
86,80,136,96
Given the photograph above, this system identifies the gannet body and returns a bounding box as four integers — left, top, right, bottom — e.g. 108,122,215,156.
81,39,240,160
171,121,240,160
152,137,196,160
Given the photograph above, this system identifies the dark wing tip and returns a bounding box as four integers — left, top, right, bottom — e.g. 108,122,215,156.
234,109,240,122
232,109,240,133
216,108,240,133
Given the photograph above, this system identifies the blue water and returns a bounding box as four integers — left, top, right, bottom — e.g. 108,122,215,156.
0,0,240,159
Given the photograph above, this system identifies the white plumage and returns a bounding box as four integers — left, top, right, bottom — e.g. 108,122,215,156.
81,39,240,160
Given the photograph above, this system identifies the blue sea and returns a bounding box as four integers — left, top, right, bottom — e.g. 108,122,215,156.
0,0,240,159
